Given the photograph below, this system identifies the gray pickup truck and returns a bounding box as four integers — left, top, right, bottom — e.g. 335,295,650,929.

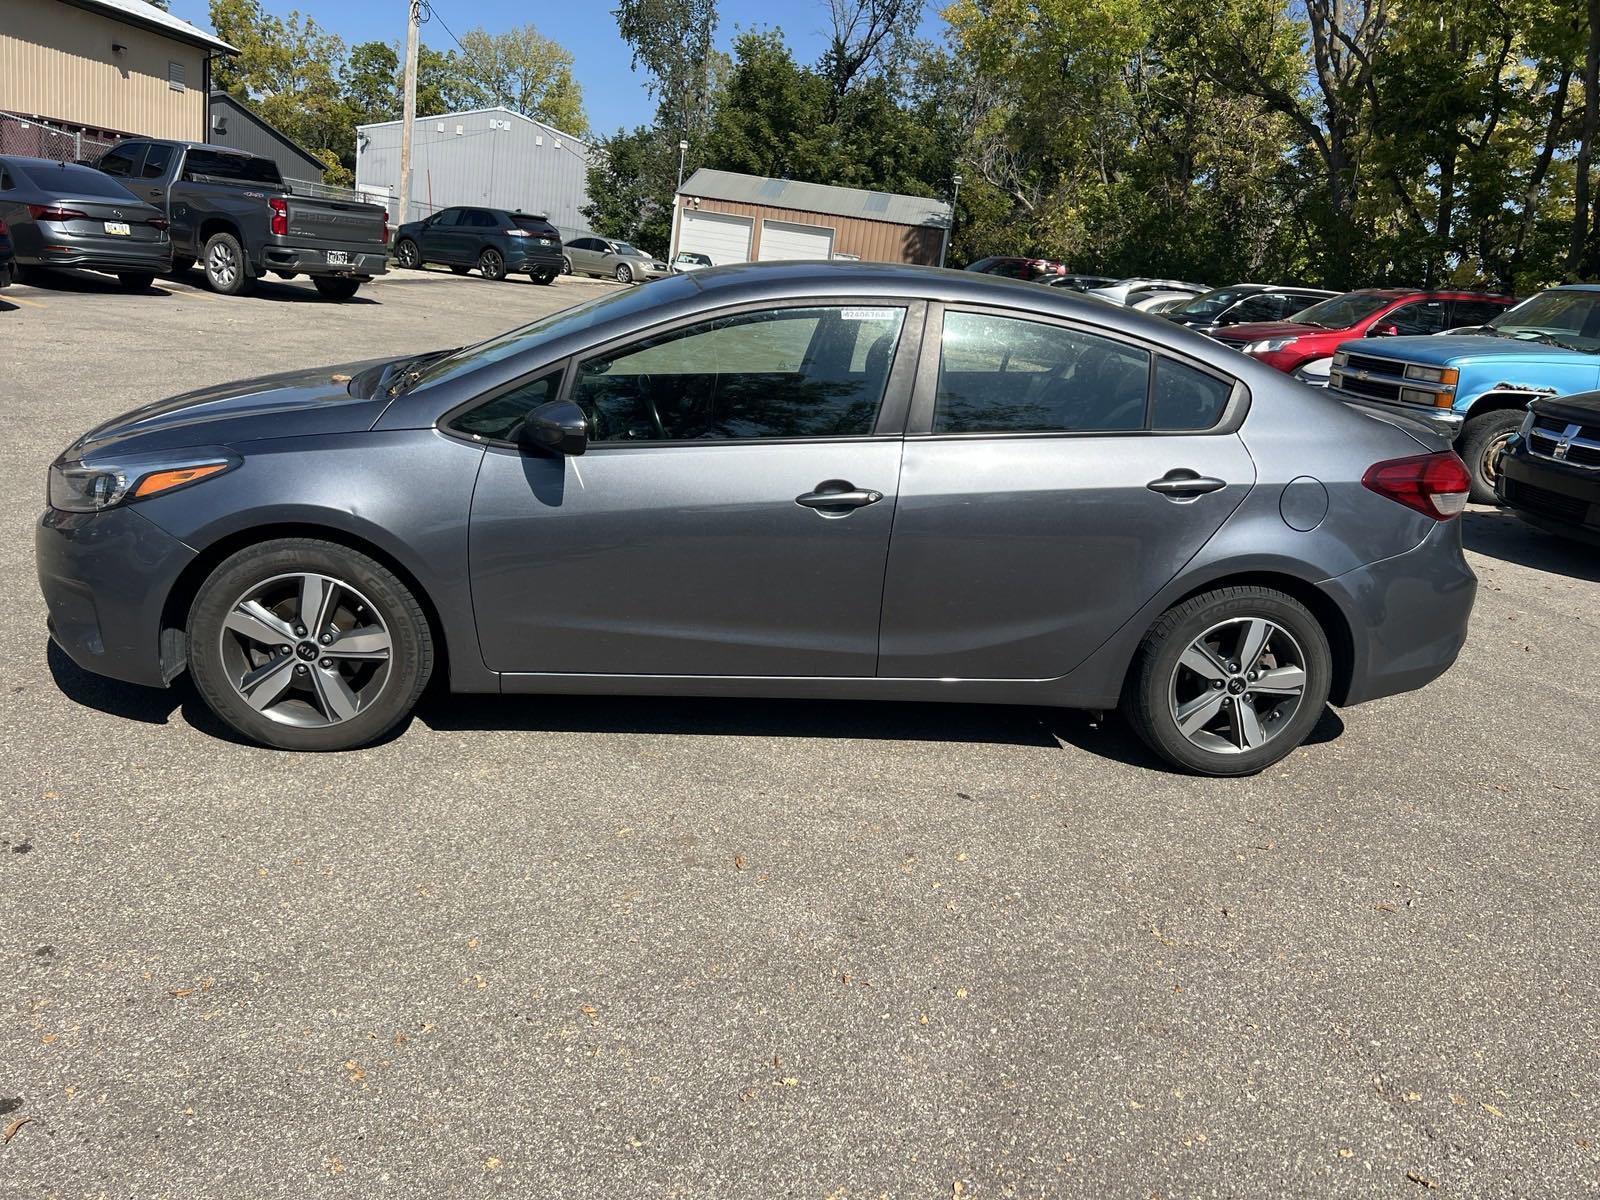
93,139,388,300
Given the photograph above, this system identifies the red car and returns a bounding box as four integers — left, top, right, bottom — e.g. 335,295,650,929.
1212,289,1515,384
963,255,1067,280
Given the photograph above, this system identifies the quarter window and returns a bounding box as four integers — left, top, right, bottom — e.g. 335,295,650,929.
933,311,1150,433
1151,357,1233,431
447,370,563,442
572,305,906,442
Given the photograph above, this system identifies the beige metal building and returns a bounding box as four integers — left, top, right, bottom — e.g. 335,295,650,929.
0,0,236,143
671,169,953,267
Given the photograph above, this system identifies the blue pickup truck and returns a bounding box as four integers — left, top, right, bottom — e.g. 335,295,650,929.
1328,284,1600,502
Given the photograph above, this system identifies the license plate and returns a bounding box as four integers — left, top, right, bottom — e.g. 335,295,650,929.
104,221,131,236
325,250,350,266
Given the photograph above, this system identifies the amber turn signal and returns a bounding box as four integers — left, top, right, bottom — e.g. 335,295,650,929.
131,462,230,497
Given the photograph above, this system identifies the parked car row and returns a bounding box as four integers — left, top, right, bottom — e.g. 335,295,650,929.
0,141,389,301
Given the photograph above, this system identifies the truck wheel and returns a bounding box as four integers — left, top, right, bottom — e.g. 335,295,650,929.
394,238,421,269
202,231,252,296
312,277,362,301
1459,409,1524,505
477,248,506,281
168,256,195,276
116,272,156,292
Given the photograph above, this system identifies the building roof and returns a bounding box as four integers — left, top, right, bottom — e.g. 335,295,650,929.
678,169,952,230
355,105,590,149
60,0,238,53
208,90,324,175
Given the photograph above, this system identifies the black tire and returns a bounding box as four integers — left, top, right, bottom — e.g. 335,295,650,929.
1458,409,1523,505
615,262,633,283
312,277,362,301
450,265,471,275
187,538,433,752
531,271,555,285
478,248,506,281
201,230,251,296
168,256,195,276
117,272,156,292
394,238,421,269
560,256,572,276
1121,586,1332,777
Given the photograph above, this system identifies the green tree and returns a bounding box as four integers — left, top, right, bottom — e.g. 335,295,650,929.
456,25,588,134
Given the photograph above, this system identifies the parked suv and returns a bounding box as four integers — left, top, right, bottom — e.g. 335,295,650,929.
1215,289,1514,384
1329,285,1600,502
1163,284,1337,334
1496,391,1600,544
94,139,388,300
563,236,668,283
392,207,562,284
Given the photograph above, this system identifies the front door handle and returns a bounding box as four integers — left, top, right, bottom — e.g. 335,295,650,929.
795,481,884,513
1147,470,1227,498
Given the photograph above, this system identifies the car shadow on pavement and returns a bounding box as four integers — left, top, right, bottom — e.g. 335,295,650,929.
1047,705,1346,771
163,272,382,304
415,692,1064,748
1461,508,1600,582
44,641,238,739
13,267,172,296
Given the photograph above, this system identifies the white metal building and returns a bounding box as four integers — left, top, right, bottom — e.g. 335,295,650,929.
355,106,593,231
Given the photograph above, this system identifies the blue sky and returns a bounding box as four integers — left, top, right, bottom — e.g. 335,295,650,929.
167,0,946,137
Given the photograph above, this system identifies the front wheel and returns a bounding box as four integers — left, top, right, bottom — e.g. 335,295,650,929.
615,262,633,283
1121,586,1332,776
312,277,362,301
186,538,433,751
116,272,156,292
202,231,252,296
478,248,506,281
1458,409,1523,505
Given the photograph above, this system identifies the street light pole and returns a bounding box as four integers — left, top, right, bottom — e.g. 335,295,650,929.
939,173,962,268
677,139,689,190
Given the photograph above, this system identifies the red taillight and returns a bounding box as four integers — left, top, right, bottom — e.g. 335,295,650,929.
268,197,288,237
28,204,86,222
0,219,8,235
148,217,169,231
1362,451,1472,520
380,209,389,245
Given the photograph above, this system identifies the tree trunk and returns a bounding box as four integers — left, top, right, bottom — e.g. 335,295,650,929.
1509,68,1572,287
1569,0,1600,276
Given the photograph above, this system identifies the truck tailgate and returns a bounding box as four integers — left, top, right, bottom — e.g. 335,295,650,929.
283,197,387,248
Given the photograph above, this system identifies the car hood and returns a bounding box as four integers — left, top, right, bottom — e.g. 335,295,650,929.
68,359,395,459
1214,320,1332,343
1344,333,1597,367
1533,389,1600,423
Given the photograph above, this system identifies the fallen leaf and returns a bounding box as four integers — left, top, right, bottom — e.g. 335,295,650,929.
467,936,480,950
325,1155,345,1175
394,1032,409,1046
1406,1170,1437,1189
1405,1091,1421,1102
3,1116,34,1144
1450,1094,1467,1106
733,854,747,871
1339,1148,1353,1158
955,852,969,862
580,1004,599,1020
956,987,968,999
484,1156,502,1171
169,987,195,998
781,1077,799,1087
1481,1102,1504,1118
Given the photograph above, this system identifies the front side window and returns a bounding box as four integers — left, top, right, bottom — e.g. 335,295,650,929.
140,143,174,179
934,311,1150,434
572,305,906,443
97,144,143,177
431,209,460,227
447,370,562,442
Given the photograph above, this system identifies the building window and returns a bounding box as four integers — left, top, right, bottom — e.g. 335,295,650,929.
168,61,186,92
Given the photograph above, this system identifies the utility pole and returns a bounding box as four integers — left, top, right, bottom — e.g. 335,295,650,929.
939,174,962,268
396,0,420,230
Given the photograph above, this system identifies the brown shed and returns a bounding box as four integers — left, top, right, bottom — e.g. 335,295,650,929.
671,169,953,268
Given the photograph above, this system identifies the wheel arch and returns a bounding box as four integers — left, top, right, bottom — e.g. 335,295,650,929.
161,521,452,690
1462,389,1539,419
197,216,245,251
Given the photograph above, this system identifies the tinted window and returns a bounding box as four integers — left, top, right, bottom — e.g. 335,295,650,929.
466,209,497,228
98,145,142,177
1386,299,1449,335
573,305,906,442
1151,358,1233,431
1451,299,1506,327
934,312,1150,434
1230,295,1283,322
39,163,139,199
140,143,174,179
448,371,562,441
984,260,1028,278
431,209,460,227
183,149,282,185
1288,291,1392,329
0,166,13,191
511,215,556,235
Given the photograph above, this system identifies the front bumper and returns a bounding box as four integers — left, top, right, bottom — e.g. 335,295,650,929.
37,505,196,688
1496,444,1600,544
260,243,389,279
1332,389,1465,437
1317,517,1477,706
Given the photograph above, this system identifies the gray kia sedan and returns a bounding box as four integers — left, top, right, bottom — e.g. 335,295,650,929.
37,263,1477,774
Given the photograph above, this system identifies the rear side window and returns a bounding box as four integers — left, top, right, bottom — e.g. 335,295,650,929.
448,370,563,442
1151,358,1233,431
1451,299,1506,327
934,311,1149,433
573,305,906,442
466,210,498,228
183,149,282,185
1386,299,1449,335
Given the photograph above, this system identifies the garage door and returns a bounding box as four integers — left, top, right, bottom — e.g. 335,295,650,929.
680,210,753,266
759,219,835,262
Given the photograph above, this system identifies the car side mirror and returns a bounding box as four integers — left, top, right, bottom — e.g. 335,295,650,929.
1368,323,1400,338
517,400,587,456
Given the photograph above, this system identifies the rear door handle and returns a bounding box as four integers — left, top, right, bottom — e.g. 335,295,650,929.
795,482,884,512
1147,471,1227,498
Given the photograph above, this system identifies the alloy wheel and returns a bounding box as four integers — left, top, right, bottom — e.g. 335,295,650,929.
218,572,393,728
616,263,632,283
1167,617,1307,755
207,241,238,288
480,249,504,279
397,240,419,268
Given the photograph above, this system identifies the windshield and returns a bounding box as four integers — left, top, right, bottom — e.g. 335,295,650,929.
613,242,639,256
1488,290,1600,352
398,283,674,392
1172,287,1260,318
1288,292,1393,329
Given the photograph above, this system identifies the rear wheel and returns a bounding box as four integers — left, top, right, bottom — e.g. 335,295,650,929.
394,237,421,269
1122,586,1331,776
1458,409,1523,505
531,271,555,285
560,256,572,275
312,277,362,301
202,231,251,296
116,272,156,292
478,248,506,281
186,538,433,751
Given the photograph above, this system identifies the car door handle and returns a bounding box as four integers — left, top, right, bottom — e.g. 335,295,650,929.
795,483,884,512
1147,471,1227,498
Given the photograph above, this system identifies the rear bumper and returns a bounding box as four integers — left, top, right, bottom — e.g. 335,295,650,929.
36,505,195,688
260,243,389,278
1496,445,1600,544
1318,517,1477,706
30,242,171,272
504,247,563,272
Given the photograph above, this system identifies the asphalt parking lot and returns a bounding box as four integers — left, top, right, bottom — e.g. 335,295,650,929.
2,265,1597,1197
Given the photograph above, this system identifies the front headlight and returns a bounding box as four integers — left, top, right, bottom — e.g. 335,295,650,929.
1332,350,1349,367
48,450,239,512
1246,336,1299,354
1403,364,1459,387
